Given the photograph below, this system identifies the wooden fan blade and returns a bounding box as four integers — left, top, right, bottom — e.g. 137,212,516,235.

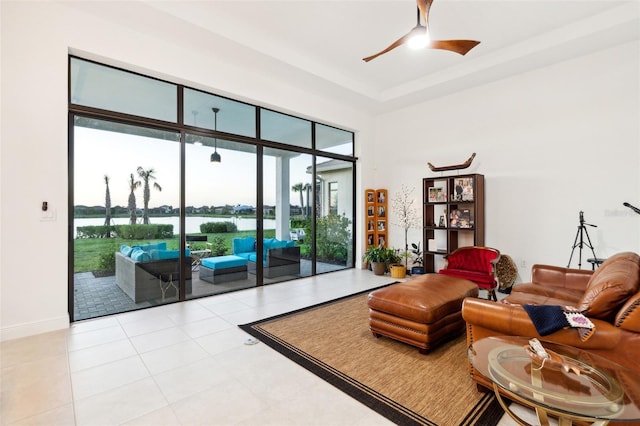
362,31,412,62
430,39,480,55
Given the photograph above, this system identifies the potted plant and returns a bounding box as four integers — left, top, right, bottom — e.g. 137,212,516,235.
410,242,424,275
363,245,388,275
389,249,407,278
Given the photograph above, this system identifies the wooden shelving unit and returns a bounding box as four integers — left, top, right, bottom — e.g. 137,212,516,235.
422,174,484,272
365,188,388,248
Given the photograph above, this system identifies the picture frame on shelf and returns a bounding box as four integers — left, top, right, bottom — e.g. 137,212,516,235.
450,208,473,228
428,187,438,202
453,177,474,201
439,215,446,227
377,220,386,232
377,190,386,204
428,187,447,203
367,206,374,217
377,206,386,217
367,220,375,231
367,233,374,246
367,191,374,203
377,234,386,246
458,209,472,228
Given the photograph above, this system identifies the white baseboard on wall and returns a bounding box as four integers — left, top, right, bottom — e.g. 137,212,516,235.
0,315,69,342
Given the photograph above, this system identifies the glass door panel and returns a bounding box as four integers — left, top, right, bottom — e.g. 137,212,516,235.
315,156,354,273
72,117,181,321
185,135,257,297
262,148,312,283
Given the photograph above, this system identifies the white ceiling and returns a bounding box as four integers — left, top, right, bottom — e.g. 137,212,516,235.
74,0,640,113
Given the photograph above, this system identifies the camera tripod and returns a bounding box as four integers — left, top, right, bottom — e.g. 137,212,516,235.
567,211,598,269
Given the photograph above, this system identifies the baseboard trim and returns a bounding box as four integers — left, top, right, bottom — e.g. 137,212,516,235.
1,315,70,341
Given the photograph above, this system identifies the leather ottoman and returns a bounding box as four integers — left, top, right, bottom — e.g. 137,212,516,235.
368,274,479,353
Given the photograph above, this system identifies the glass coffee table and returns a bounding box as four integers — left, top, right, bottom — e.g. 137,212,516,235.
469,336,640,426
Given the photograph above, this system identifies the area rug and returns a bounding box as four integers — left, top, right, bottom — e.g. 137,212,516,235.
239,287,504,425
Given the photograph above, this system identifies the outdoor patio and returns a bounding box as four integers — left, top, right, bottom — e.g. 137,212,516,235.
73,259,347,321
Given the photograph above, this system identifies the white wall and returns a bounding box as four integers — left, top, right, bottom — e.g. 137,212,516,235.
0,1,374,340
376,41,640,281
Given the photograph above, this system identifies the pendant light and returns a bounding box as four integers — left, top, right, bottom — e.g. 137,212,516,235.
210,107,221,163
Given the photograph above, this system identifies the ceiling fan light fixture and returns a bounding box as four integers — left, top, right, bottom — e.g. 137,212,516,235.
407,26,430,50
362,0,479,62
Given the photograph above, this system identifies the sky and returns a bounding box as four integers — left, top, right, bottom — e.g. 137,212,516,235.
74,127,314,208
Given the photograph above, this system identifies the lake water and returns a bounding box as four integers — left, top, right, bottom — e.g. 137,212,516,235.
74,216,275,238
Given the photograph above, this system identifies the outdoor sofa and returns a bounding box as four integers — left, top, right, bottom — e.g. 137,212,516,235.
115,242,192,302
232,237,301,278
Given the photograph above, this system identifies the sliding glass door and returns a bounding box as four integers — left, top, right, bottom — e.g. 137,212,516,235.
72,118,182,320
185,135,257,297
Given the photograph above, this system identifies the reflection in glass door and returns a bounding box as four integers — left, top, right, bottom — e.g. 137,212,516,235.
72,117,182,321
185,135,257,297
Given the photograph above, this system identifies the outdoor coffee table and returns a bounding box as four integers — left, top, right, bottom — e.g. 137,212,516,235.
469,336,640,426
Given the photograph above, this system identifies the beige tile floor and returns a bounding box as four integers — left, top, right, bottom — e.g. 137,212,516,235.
1,269,538,426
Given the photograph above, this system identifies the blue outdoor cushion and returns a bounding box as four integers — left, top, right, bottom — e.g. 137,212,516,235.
234,252,254,260
233,237,255,254
132,242,167,253
274,240,288,249
263,238,276,249
262,238,293,257
120,245,134,257
149,249,190,260
130,248,151,262
201,255,247,270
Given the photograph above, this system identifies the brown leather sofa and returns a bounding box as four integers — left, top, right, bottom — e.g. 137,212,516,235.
462,251,640,390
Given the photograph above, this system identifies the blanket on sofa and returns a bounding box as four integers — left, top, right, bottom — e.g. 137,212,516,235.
523,304,595,341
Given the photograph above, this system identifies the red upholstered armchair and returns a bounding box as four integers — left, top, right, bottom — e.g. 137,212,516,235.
438,246,501,301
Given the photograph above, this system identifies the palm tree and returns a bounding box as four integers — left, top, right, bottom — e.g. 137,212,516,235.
103,175,112,233
292,182,304,216
127,173,141,225
137,166,162,225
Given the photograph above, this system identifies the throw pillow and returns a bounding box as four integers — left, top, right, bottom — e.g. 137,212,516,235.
130,248,151,262
233,237,255,254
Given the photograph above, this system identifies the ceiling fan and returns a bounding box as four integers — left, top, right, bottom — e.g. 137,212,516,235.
362,0,480,62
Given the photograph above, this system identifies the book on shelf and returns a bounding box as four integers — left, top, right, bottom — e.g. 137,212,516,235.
452,177,474,201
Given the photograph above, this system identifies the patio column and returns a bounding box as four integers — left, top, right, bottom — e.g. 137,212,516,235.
275,156,290,240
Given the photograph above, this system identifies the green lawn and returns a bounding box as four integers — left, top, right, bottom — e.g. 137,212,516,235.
73,229,276,273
